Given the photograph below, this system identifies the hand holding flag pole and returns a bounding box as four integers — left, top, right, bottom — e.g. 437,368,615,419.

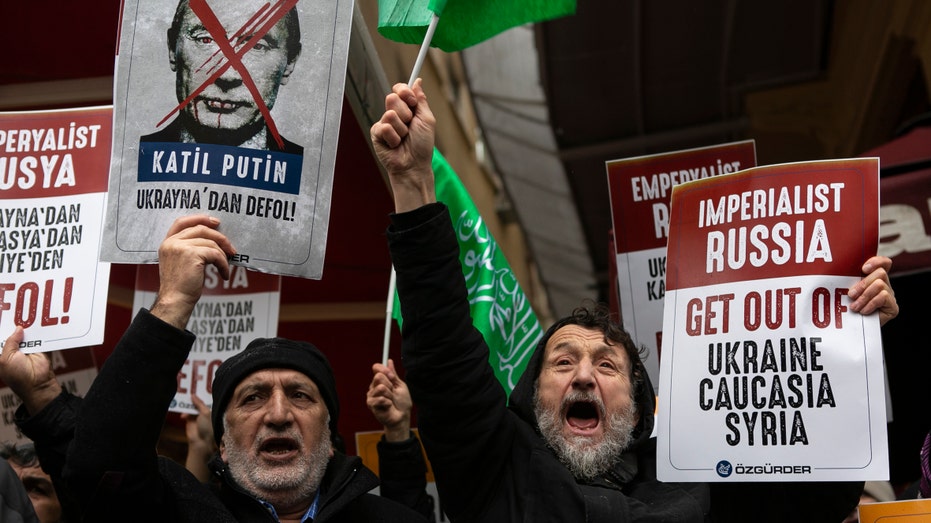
377,0,576,381
380,0,447,366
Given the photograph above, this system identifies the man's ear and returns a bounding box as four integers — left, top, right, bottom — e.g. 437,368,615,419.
280,52,299,86
168,32,177,72
219,440,227,461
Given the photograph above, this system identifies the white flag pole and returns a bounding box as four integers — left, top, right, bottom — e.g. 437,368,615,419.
383,13,440,365
407,13,440,84
382,267,397,365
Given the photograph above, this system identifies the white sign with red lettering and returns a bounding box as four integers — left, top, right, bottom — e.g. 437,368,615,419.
0,106,112,352
132,264,280,414
606,141,756,383
657,158,888,482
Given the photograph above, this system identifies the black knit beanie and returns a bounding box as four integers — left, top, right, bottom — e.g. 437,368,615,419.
211,337,340,446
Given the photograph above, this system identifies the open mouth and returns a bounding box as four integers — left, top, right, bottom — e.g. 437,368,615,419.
259,437,299,460
565,401,600,431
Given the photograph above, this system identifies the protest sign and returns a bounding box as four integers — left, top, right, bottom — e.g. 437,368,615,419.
0,347,97,443
102,0,353,279
657,158,887,482
606,141,756,382
0,106,112,352
133,264,281,414
857,499,931,521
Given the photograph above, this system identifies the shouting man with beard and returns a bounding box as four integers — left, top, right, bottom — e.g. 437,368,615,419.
0,216,425,523
370,80,900,523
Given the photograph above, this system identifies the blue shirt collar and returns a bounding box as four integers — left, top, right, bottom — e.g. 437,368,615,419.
259,489,321,522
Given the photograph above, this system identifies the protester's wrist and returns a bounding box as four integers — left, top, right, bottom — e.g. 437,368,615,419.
389,168,436,213
22,379,63,416
187,440,217,458
150,293,195,330
384,421,412,443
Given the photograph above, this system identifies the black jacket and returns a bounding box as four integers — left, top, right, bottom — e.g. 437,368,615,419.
18,309,424,523
388,202,861,522
377,435,435,522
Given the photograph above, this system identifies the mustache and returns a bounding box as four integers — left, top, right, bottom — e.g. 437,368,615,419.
254,429,303,446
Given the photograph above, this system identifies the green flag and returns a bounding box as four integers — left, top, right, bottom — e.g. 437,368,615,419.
378,0,576,52
393,149,543,394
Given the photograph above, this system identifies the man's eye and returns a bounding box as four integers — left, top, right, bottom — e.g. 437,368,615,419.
292,391,316,402
238,36,274,52
198,37,213,44
22,480,50,496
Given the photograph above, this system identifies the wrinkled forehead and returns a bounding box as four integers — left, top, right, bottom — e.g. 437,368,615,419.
233,367,318,394
545,324,615,351
7,459,48,478
543,324,630,365
179,0,291,35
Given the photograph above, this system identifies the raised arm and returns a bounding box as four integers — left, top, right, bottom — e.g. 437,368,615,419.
0,327,61,416
181,394,216,484
367,359,414,443
375,82,514,521
371,79,437,213
61,215,234,520
2,330,84,521
367,359,436,522
151,215,234,328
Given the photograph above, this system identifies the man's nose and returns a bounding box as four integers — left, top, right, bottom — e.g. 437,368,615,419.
214,69,244,91
571,360,596,389
264,391,294,426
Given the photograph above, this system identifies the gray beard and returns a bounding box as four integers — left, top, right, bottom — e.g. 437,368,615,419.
223,421,332,509
534,388,638,482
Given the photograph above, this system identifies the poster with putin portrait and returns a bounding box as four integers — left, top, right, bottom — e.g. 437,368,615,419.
657,158,889,482
101,0,353,279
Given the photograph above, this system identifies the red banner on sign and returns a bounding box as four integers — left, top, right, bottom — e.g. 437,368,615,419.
666,158,879,290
